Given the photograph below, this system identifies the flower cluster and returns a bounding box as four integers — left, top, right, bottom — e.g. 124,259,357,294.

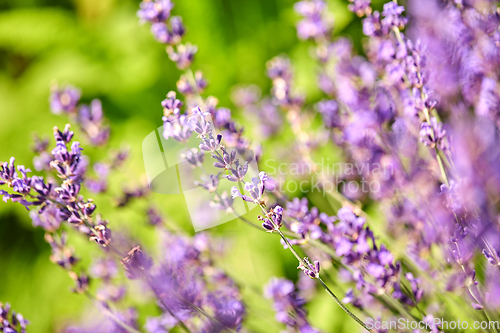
144,231,245,332
137,0,193,69
50,85,110,146
0,303,28,333
265,278,320,332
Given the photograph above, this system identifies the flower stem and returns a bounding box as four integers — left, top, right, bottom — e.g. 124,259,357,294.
316,277,371,332
256,202,371,332
85,292,143,333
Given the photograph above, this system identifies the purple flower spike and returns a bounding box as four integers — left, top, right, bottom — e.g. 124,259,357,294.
169,16,185,42
419,117,447,150
199,133,222,152
53,124,74,143
224,160,248,182
0,302,29,333
163,114,193,143
161,91,183,116
298,257,321,279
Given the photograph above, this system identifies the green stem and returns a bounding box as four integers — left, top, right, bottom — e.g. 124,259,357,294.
255,202,371,332
483,310,500,333
317,277,371,332
85,292,143,333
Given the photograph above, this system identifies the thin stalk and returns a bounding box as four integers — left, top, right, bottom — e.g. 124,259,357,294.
145,281,192,333
255,202,371,332
317,277,371,332
483,310,500,333
85,292,143,333
144,271,237,333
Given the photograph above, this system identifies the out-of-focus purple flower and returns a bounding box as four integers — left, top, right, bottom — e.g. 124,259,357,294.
264,278,320,333
169,16,185,41
30,203,63,232
231,86,282,137
167,43,197,69
150,16,185,45
294,0,332,40
151,22,173,44
77,99,110,146
267,56,293,82
121,246,153,280
90,258,118,282
50,85,81,115
266,56,304,108
231,85,261,107
163,114,193,143
381,2,407,30
0,302,29,333
363,11,381,36
202,295,245,332
45,232,78,270
145,313,178,333
348,0,371,16
147,206,164,226
137,0,173,23
232,171,267,205
67,308,139,333
176,71,206,95
316,99,340,128
116,183,150,207
161,91,183,116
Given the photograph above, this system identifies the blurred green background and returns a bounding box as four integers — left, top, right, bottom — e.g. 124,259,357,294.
0,0,377,331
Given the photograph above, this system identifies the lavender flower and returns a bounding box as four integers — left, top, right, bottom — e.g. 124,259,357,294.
294,0,332,40
265,278,320,333
50,85,81,114
137,0,173,23
419,117,448,150
167,43,197,69
163,113,193,142
77,99,110,146
161,91,183,116
0,303,29,333
231,171,267,204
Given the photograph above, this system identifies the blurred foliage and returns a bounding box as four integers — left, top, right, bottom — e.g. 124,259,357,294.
0,0,380,331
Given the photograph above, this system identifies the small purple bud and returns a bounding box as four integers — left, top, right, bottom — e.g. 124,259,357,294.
262,220,274,231
314,260,320,273
471,303,484,310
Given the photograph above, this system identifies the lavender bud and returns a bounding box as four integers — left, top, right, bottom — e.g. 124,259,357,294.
121,246,153,280
167,43,197,69
161,91,183,116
